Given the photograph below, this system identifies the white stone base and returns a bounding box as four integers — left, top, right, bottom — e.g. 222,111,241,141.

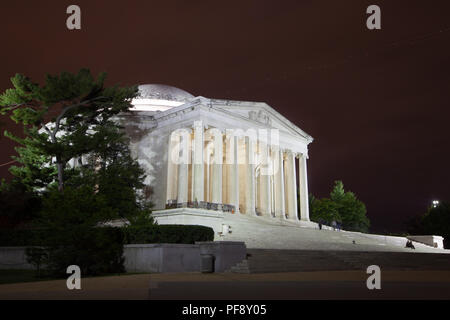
152,208,224,232
152,209,448,253
407,235,445,249
218,212,449,253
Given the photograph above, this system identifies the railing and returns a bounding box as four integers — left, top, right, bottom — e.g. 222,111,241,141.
166,200,235,213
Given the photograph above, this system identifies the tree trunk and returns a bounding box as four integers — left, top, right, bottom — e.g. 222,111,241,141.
56,161,64,192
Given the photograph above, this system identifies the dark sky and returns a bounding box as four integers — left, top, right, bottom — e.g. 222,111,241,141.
1,0,449,233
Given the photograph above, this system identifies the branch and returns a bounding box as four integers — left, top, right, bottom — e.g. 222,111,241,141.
52,96,106,138
1,102,39,113
42,124,56,143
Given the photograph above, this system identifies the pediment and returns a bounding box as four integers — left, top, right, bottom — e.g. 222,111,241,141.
209,100,313,143
149,96,313,143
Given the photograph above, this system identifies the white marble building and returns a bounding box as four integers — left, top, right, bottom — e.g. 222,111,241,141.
118,84,315,234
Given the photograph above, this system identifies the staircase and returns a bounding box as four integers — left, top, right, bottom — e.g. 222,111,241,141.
218,212,449,254
225,249,450,273
226,259,250,274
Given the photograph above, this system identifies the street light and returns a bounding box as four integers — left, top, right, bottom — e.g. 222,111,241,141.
432,200,440,208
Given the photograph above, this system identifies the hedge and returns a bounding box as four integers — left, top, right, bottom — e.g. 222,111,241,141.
123,224,214,244
0,228,45,246
0,224,214,246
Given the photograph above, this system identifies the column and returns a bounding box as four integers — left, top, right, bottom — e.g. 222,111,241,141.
274,148,285,217
205,144,211,202
245,136,256,215
298,153,310,221
259,141,271,216
177,131,189,205
166,132,179,203
285,151,299,220
232,135,240,213
193,121,204,202
211,129,223,205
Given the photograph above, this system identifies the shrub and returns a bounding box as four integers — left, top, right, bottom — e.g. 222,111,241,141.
0,228,44,246
38,226,125,277
29,186,125,277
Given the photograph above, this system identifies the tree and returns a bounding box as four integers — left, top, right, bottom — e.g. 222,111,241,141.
330,181,370,232
310,197,341,224
310,181,370,232
330,180,345,202
408,202,450,249
0,69,154,276
64,126,153,221
0,69,138,192
33,185,125,276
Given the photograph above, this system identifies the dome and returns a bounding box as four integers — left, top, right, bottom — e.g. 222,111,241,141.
131,84,195,112
136,84,194,102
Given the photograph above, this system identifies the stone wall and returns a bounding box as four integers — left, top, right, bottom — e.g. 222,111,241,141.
0,247,34,270
0,241,247,273
123,243,201,273
407,235,444,249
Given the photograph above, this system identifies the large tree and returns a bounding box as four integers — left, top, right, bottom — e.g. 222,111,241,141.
309,181,370,232
0,69,154,225
330,181,370,232
0,69,138,192
0,69,153,276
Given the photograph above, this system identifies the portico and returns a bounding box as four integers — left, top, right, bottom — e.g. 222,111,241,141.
165,122,310,222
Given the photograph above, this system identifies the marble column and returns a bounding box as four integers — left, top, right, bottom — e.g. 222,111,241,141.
285,151,299,220
193,121,204,202
259,141,271,216
205,144,211,202
177,131,189,205
232,135,240,213
274,147,285,218
166,132,179,203
245,136,256,215
299,153,310,221
211,129,223,205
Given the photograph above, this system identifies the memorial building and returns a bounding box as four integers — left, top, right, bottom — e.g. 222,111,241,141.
117,84,315,236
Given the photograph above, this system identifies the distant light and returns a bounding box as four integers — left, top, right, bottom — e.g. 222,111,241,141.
432,200,440,208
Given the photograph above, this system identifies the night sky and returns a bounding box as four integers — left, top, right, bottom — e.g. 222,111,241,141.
1,1,449,233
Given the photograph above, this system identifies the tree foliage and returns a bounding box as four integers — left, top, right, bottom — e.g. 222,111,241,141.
330,181,369,232
407,202,450,248
0,69,138,191
0,68,152,222
0,69,154,276
310,181,370,232
310,196,341,224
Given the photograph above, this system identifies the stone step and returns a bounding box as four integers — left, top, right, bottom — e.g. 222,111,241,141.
218,213,449,253
235,249,450,273
225,259,250,273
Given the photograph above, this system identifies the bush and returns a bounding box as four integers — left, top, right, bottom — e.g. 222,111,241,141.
28,186,125,277
1,226,125,277
37,226,125,277
123,224,214,244
0,228,44,246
